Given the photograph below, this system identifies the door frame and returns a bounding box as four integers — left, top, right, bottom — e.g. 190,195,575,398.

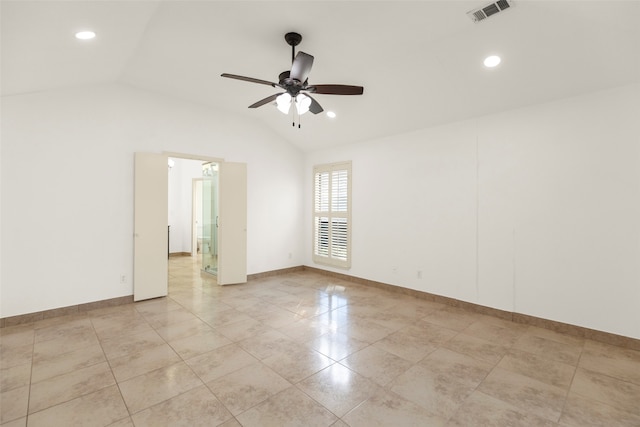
133,151,236,301
166,152,223,260
144,151,247,286
165,152,223,163
191,178,203,257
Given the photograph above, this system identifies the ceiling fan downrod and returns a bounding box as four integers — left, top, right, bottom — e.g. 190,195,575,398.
284,32,302,64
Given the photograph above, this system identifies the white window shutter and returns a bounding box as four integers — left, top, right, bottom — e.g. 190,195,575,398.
312,162,351,268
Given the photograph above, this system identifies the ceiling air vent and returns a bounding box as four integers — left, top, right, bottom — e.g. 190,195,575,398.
467,0,513,23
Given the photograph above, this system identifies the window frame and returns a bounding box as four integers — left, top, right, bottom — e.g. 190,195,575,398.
312,161,352,269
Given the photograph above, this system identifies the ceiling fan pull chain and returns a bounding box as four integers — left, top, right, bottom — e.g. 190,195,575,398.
293,103,298,128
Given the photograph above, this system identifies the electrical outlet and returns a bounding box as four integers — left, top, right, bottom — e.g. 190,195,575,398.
288,252,293,259
120,275,126,284
417,270,422,279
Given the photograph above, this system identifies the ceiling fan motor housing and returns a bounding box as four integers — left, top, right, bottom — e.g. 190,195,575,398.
278,70,306,95
278,71,290,84
284,32,302,47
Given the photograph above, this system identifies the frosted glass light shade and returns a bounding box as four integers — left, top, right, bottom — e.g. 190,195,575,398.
276,93,292,114
295,93,312,115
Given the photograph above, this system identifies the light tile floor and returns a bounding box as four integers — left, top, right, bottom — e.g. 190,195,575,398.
2,256,640,426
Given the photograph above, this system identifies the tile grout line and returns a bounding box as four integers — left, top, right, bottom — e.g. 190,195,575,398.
90,311,132,421
557,341,585,423
24,326,36,425
157,280,296,425
91,305,146,423
24,319,119,422
11,257,640,426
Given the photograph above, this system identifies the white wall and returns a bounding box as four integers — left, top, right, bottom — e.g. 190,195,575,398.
305,84,640,340
1,83,305,318
3,81,638,341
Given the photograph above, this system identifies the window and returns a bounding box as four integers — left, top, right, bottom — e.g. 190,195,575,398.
313,162,351,268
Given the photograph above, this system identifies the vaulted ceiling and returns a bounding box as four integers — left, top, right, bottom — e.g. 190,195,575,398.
2,1,639,151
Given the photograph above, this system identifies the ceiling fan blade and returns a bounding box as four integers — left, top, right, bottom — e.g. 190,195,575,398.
290,52,314,82
221,73,277,87
309,84,364,95
305,94,324,114
248,93,282,108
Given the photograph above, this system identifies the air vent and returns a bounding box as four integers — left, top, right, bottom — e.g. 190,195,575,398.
467,0,513,23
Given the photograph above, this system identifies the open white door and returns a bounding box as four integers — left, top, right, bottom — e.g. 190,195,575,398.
134,152,168,301
217,162,247,285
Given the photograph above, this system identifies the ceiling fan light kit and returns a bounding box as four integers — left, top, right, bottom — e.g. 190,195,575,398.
221,32,364,127
276,93,292,114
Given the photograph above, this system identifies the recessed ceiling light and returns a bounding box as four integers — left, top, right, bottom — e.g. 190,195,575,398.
483,55,501,68
326,111,336,118
75,31,96,40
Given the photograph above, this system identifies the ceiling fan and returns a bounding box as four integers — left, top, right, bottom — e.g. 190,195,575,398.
221,32,364,120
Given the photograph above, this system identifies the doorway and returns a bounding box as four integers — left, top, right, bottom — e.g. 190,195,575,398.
200,162,218,276
165,152,247,284
168,157,218,276
134,151,247,301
